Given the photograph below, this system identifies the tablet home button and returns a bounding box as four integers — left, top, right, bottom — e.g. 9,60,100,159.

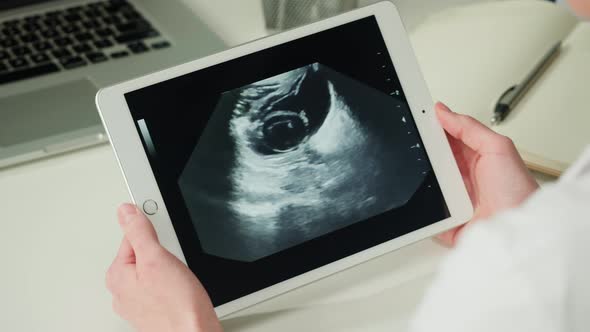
143,200,158,215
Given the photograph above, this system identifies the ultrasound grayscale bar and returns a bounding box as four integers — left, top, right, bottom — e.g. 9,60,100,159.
137,119,157,158
178,63,430,262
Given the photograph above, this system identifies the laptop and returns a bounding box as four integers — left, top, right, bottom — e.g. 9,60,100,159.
0,0,225,168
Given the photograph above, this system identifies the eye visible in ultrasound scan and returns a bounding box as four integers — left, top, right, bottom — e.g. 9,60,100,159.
178,63,430,262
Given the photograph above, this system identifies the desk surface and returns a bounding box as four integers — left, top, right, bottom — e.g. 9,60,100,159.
0,1,551,331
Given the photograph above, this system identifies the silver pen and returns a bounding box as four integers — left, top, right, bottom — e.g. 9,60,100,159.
491,41,562,125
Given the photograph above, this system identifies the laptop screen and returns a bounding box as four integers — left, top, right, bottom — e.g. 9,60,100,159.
0,0,56,11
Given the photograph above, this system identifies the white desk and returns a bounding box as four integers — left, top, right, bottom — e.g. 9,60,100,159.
0,1,551,331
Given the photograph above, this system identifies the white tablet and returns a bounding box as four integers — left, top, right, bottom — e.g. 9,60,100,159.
96,1,472,318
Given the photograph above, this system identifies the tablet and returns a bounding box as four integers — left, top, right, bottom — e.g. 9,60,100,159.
96,1,472,317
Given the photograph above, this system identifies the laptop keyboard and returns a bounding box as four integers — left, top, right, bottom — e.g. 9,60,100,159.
0,0,172,85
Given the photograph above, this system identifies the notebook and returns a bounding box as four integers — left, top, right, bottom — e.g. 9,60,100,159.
410,0,590,176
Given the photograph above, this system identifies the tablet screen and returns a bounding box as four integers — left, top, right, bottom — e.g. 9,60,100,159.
125,16,449,306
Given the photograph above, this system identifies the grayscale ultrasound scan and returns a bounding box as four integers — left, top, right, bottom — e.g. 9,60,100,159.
178,63,430,262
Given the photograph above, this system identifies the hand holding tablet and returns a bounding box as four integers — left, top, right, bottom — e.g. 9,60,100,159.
107,204,223,332
97,2,472,317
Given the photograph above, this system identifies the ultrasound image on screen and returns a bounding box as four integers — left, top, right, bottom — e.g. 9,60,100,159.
126,16,448,306
178,63,430,262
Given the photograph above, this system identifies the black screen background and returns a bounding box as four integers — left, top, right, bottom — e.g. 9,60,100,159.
125,17,449,306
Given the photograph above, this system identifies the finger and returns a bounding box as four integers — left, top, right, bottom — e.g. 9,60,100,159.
435,226,464,247
106,261,136,294
114,237,135,265
437,218,473,247
435,102,499,153
117,203,160,259
444,132,478,202
435,230,457,247
433,233,453,248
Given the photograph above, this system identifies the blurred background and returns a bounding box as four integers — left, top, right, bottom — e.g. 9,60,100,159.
192,0,519,44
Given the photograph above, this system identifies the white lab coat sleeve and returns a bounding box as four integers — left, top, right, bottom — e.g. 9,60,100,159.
409,147,590,332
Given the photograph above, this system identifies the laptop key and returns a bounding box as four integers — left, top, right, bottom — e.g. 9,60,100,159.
11,46,32,57
112,15,126,26
60,56,87,69
54,37,74,47
0,38,18,48
128,41,149,54
115,29,159,44
101,16,115,25
40,29,60,38
3,19,20,26
96,28,115,38
20,33,40,43
74,32,94,42
72,43,92,53
8,58,29,69
52,48,71,58
151,41,171,49
64,13,83,22
82,20,102,30
105,2,132,13
61,24,80,34
2,26,20,35
123,10,141,21
84,9,102,17
115,21,151,33
33,41,52,52
0,64,59,84
86,51,108,63
110,50,129,59
94,39,114,49
43,18,61,26
22,23,41,32
30,53,51,64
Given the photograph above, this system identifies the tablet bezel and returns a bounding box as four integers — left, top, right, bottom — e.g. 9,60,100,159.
96,1,472,318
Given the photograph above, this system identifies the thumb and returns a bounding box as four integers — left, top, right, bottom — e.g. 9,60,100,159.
117,203,160,258
435,102,497,153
